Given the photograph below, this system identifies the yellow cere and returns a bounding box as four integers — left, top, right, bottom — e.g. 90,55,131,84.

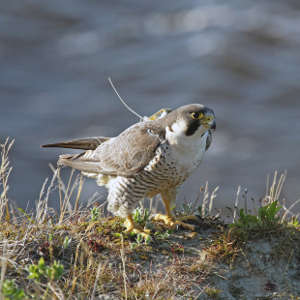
205,115,214,122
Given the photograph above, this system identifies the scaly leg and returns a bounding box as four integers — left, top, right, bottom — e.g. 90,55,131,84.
153,189,196,231
123,215,151,239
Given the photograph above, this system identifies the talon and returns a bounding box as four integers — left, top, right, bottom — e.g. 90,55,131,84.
153,213,196,231
124,216,151,239
153,213,174,227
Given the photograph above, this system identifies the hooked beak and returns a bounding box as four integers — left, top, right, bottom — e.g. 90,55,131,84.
201,115,216,131
210,119,216,131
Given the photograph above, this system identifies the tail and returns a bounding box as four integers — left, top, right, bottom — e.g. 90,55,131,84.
43,136,116,174
57,152,104,174
57,153,84,168
41,137,110,150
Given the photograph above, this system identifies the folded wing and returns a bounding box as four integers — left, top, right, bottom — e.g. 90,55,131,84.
53,123,163,177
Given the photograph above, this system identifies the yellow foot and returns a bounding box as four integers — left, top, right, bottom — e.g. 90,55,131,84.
153,214,196,231
123,217,151,239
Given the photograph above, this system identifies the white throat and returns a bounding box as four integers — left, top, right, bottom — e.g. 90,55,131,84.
165,119,209,173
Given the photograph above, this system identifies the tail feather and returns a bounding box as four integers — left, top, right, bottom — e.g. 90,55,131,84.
58,152,102,174
58,153,84,166
42,137,110,150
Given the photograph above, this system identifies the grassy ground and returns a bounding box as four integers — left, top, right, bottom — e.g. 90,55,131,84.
0,138,299,300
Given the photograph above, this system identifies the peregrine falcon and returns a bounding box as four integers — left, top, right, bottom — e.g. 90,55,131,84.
42,104,216,237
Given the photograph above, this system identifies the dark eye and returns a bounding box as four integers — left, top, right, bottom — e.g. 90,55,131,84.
191,112,203,119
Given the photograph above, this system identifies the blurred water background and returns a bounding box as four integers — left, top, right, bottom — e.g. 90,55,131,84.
1,0,300,216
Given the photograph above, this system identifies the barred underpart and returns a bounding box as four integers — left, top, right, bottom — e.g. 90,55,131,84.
105,141,193,218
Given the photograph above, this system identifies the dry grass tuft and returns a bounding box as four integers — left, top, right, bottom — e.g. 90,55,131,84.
0,138,14,222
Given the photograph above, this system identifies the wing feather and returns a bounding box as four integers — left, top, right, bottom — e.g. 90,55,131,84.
58,123,163,176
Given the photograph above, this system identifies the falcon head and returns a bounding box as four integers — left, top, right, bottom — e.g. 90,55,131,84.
164,104,216,138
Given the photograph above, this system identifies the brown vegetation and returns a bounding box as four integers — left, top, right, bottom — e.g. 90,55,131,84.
0,138,299,300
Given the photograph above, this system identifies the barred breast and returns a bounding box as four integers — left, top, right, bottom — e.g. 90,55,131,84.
106,141,189,218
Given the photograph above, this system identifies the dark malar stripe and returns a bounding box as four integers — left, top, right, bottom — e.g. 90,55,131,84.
185,119,200,136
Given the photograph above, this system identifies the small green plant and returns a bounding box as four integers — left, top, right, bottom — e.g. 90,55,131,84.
135,233,144,244
2,279,26,300
258,200,282,226
137,233,151,244
181,202,194,216
132,207,150,226
230,201,282,240
288,217,300,229
27,257,64,282
129,233,151,248
62,236,71,249
48,233,53,242
154,230,171,240
17,207,34,224
90,207,100,221
232,209,260,231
